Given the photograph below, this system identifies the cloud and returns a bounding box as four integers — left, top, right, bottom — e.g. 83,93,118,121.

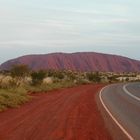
0,0,140,63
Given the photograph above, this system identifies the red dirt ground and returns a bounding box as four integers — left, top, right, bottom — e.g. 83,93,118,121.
0,84,112,140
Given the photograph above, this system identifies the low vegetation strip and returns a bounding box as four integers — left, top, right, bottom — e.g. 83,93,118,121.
0,84,111,140
0,87,30,111
0,64,103,111
0,64,139,111
0,81,78,111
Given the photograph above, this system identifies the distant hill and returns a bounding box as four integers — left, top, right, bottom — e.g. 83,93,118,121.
0,52,140,72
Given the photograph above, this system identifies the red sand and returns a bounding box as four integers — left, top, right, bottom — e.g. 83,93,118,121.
0,84,112,140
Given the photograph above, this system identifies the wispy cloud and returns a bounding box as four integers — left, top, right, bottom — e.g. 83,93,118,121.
0,0,140,63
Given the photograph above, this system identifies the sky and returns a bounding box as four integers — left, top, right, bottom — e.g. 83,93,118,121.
0,0,140,64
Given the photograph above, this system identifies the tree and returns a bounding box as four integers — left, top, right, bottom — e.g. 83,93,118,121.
31,70,46,85
10,65,30,87
10,64,30,78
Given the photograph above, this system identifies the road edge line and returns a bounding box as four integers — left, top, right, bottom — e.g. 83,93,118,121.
123,84,140,102
99,85,134,140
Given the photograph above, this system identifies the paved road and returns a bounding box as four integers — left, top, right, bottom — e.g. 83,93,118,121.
100,82,140,140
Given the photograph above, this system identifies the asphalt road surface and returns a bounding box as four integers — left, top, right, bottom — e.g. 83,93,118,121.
100,82,140,140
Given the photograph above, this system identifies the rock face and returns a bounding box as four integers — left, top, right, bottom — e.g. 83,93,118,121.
0,52,140,72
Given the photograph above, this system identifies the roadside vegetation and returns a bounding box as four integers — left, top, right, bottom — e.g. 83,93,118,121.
0,64,140,111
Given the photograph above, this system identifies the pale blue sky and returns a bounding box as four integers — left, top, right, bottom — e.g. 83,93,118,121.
0,0,140,64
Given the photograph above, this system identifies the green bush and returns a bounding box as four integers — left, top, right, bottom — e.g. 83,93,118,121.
86,72,101,83
31,70,46,85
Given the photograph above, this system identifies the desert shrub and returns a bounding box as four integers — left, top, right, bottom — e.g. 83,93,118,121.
46,70,56,77
27,80,77,93
107,75,118,83
0,75,14,89
46,70,65,79
86,72,101,83
125,77,129,82
77,79,90,85
43,77,53,84
0,87,30,111
67,71,76,80
31,70,46,85
54,71,65,79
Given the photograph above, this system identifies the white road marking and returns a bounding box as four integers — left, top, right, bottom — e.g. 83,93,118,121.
123,84,140,102
99,85,134,140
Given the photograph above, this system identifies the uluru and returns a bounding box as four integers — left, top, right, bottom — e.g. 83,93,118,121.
0,52,140,72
